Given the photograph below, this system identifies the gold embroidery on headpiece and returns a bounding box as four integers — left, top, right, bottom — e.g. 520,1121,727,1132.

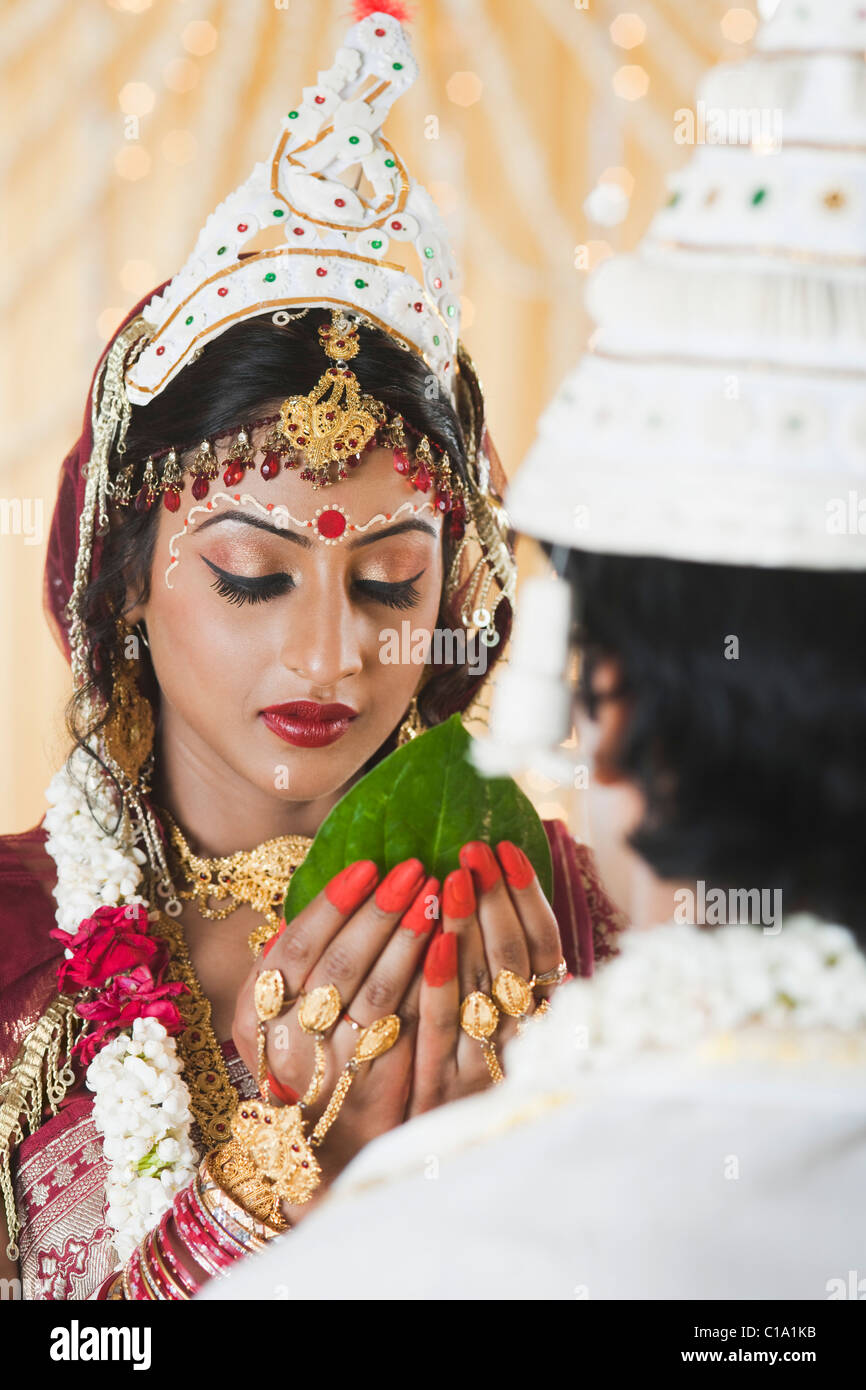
278,311,385,488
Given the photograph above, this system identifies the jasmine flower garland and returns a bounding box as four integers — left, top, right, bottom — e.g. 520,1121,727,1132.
44,748,198,1264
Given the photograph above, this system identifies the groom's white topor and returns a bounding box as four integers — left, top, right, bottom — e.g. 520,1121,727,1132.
508,0,866,571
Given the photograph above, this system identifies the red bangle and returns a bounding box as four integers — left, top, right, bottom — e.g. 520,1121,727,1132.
142,1229,182,1302
172,1190,224,1278
124,1245,152,1301
156,1210,202,1297
173,1187,237,1274
188,1180,248,1258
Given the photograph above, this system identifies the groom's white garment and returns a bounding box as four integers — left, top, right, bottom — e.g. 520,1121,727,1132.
201,921,866,1301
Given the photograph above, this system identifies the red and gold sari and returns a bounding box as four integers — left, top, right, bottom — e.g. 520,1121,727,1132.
0,818,622,1299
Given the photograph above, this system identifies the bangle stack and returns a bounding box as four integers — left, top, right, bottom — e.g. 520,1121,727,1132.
112,1151,288,1300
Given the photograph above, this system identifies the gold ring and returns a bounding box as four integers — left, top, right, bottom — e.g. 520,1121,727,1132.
491,969,533,1018
531,959,568,989
254,968,290,1022
309,1014,402,1147
459,991,504,1085
341,1010,363,1031
297,984,343,1108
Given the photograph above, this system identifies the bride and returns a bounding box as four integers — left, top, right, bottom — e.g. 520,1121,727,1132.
0,6,621,1300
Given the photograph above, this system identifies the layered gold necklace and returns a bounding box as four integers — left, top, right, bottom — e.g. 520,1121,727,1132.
161,808,313,954
152,811,313,1145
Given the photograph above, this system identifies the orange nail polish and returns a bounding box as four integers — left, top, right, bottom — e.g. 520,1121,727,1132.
459,841,501,893
262,921,288,957
442,867,476,919
424,926,458,987
401,877,440,935
496,841,535,890
325,860,379,913
375,858,425,913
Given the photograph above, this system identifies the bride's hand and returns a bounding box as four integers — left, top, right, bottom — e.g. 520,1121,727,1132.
408,840,563,1116
233,857,440,1185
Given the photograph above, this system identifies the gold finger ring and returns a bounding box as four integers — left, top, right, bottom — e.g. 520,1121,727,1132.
531,959,568,989
254,970,295,1103
297,984,343,1108
310,1014,402,1147
341,1010,363,1031
459,991,504,1085
492,969,533,1017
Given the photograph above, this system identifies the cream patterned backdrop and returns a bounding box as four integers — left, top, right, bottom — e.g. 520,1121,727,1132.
0,0,760,833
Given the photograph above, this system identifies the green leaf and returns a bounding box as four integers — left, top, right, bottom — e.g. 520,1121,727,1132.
285,714,552,922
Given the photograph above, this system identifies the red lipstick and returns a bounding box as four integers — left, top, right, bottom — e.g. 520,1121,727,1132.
260,700,358,748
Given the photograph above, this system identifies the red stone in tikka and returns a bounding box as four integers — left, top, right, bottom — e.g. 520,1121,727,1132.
163,489,181,512
261,452,281,480
191,476,210,501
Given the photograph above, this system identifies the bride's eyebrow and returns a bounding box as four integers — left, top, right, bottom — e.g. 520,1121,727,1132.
192,513,438,549
194,512,312,548
348,519,438,550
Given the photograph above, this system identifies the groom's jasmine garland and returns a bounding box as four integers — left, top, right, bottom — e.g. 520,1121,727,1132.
509,917,866,1093
44,749,198,1263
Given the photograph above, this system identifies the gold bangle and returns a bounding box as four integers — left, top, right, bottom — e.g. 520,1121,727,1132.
201,1153,285,1242
197,1167,273,1251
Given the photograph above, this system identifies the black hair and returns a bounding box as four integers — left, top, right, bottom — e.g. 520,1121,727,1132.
68,310,511,775
561,548,866,941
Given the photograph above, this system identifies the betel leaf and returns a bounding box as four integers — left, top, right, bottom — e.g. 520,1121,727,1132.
284,714,553,922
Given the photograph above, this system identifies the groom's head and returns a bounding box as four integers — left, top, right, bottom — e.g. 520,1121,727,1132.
559,548,866,940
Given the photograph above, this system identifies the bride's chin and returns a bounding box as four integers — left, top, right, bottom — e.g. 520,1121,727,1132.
243,739,382,805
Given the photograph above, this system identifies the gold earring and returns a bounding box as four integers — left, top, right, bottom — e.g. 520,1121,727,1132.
396,695,425,747
102,617,155,787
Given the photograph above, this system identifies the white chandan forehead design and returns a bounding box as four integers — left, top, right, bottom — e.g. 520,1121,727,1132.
165,492,437,587
126,10,461,410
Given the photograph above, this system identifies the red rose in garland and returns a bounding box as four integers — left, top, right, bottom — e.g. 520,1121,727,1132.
52,904,189,1063
52,904,167,991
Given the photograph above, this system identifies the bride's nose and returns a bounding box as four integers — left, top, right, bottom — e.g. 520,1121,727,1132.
276,572,364,687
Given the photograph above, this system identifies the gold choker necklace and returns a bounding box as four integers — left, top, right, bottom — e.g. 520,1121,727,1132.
161,809,313,955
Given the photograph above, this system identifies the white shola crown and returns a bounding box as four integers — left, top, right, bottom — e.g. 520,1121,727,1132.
125,9,461,408
508,0,866,571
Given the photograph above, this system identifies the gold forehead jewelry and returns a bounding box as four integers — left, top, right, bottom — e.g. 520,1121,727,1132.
459,991,504,1085
309,1014,402,1146
297,984,343,1109
278,311,386,489
161,809,312,955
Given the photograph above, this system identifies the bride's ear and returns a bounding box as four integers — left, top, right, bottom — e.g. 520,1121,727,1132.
578,656,631,787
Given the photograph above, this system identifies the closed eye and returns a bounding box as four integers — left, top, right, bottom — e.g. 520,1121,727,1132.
203,557,294,607
353,569,425,611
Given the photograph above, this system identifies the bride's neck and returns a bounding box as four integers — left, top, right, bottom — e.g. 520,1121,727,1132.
151,719,348,856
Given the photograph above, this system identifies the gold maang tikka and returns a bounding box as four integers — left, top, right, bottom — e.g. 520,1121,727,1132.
278,311,386,488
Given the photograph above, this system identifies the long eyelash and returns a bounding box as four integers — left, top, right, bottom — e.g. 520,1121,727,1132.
355,570,425,611
204,559,293,607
